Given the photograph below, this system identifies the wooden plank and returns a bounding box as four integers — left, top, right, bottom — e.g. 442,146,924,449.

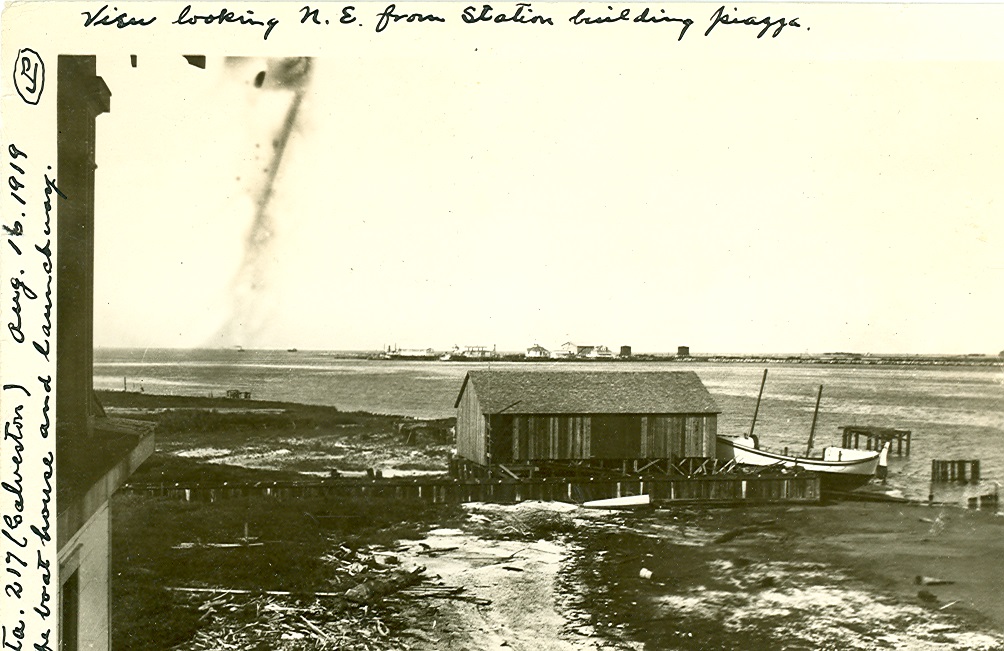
657,417,670,458
707,415,717,457
672,417,685,458
512,415,521,460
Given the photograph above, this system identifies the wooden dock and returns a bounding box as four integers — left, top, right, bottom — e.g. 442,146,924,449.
840,425,912,455
121,473,821,506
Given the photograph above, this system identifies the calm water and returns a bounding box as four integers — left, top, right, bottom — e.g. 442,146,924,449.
94,348,1004,501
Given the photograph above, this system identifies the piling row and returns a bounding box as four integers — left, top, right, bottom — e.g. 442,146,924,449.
121,474,821,506
930,459,981,484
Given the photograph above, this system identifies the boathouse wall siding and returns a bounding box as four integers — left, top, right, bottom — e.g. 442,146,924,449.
456,381,488,465
641,415,717,458
501,413,716,462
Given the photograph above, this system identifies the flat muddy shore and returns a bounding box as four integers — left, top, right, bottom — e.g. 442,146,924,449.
565,502,1004,650
385,501,1004,651
108,391,1004,650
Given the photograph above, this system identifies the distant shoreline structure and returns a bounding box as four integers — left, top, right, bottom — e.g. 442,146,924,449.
94,347,1004,367
388,353,1003,367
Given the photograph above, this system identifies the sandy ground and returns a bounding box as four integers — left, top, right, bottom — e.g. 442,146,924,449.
394,503,600,651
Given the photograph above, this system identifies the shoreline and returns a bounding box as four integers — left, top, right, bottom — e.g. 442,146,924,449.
95,347,1004,367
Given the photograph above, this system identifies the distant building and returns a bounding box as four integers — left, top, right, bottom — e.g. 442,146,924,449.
551,341,579,358
551,342,615,359
578,345,615,359
677,346,690,357
619,345,632,358
526,343,550,358
454,370,720,474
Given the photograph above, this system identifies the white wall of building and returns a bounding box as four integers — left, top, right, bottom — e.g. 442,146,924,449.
59,502,112,651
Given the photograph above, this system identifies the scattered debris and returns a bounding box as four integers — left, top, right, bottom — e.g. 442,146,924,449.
418,546,459,556
916,575,955,586
345,567,425,604
172,541,266,549
163,541,459,649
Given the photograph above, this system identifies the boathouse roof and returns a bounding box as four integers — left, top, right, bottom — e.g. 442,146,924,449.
454,370,719,415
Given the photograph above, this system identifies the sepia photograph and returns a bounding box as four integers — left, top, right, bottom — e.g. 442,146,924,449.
2,2,1004,650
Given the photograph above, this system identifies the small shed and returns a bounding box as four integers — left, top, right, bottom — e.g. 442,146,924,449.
454,370,720,469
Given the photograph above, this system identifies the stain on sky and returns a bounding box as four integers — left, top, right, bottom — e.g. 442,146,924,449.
214,57,313,348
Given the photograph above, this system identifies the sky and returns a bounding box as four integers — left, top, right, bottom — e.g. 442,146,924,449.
91,35,1004,354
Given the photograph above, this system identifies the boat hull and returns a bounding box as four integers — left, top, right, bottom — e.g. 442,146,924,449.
583,494,652,509
716,436,882,490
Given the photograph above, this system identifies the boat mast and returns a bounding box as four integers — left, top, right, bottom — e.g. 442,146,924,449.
805,384,823,455
749,369,768,437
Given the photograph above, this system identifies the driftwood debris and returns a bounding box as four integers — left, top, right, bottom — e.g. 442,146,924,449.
345,567,426,604
165,542,455,649
172,541,266,550
417,545,460,556
168,586,344,598
170,591,398,651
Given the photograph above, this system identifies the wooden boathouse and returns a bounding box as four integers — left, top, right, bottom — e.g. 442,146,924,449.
453,370,722,478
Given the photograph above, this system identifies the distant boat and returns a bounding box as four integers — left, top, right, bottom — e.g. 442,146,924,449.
583,494,652,509
716,436,888,490
287,348,298,352
439,345,498,361
383,347,438,361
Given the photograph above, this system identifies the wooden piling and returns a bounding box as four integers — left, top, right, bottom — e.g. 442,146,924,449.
931,459,982,484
